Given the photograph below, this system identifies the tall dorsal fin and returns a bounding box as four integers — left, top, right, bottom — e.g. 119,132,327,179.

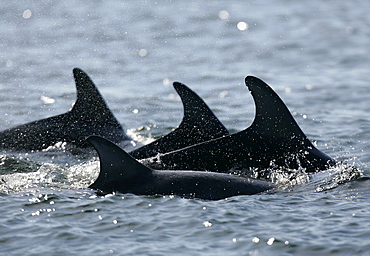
129,82,229,159
88,136,152,191
173,82,228,138
71,68,122,129
245,76,308,141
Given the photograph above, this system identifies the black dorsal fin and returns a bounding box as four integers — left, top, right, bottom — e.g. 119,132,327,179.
129,82,229,159
245,76,308,141
71,68,122,129
88,136,152,191
173,82,228,139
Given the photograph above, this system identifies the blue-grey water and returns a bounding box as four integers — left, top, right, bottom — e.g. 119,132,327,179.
1,1,370,255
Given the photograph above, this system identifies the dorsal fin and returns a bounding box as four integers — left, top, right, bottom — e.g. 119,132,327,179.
88,136,152,191
129,82,229,159
71,68,123,129
173,82,228,138
245,76,307,141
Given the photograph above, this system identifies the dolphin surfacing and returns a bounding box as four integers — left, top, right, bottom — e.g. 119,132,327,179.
142,76,335,173
129,82,229,159
0,68,129,152
88,136,275,200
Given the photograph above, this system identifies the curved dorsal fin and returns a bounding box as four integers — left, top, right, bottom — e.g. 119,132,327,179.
71,68,122,129
88,136,152,191
129,82,229,159
144,76,334,172
245,76,307,141
173,82,228,138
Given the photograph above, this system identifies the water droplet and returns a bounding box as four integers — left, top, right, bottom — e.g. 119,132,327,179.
252,237,260,243
267,237,275,245
163,78,170,86
138,49,148,57
40,96,55,104
202,221,212,227
5,60,12,67
237,21,249,31
218,10,229,20
218,90,228,98
22,9,32,19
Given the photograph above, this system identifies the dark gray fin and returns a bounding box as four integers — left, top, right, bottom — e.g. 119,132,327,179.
88,136,152,192
245,76,308,140
129,82,229,159
71,68,122,129
71,68,129,143
0,68,128,152
245,76,335,169
148,76,335,173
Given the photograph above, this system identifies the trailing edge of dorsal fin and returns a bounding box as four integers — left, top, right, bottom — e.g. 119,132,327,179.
129,82,229,159
245,76,308,141
173,82,228,138
88,136,152,190
71,68,122,128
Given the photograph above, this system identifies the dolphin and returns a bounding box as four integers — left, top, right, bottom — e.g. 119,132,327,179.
0,69,228,154
141,76,336,173
129,82,229,159
0,68,129,152
88,136,276,200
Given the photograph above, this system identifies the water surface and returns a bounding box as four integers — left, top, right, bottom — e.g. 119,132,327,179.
1,1,370,255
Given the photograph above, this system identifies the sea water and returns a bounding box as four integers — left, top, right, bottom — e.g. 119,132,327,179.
1,1,370,255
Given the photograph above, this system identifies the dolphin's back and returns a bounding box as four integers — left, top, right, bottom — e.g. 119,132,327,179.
0,68,128,151
141,76,335,173
130,82,229,159
88,136,275,200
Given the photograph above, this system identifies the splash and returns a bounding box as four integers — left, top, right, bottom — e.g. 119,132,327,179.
312,163,362,193
0,153,99,194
